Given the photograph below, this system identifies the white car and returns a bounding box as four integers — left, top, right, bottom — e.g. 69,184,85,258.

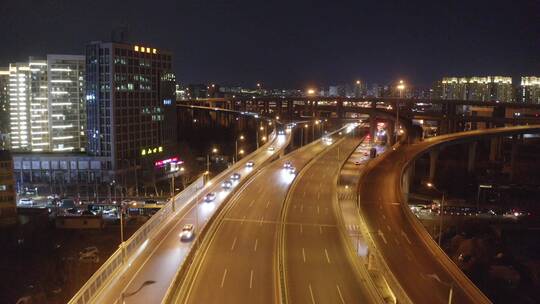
288,166,297,175
283,161,292,169
278,130,285,135
18,198,33,206
268,146,275,151
246,161,255,168
204,192,216,202
230,173,241,181
79,246,99,263
179,224,195,241
222,180,233,190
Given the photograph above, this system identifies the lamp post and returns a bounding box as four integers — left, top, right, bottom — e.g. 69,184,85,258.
235,135,244,164
207,147,218,172
396,80,405,143
427,182,445,246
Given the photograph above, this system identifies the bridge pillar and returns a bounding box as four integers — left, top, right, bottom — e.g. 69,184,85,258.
241,100,247,112
337,101,344,119
467,141,477,174
387,121,395,146
313,101,319,118
489,137,502,162
277,101,282,115
402,160,415,199
369,117,377,140
429,149,439,182
510,135,519,182
287,100,293,118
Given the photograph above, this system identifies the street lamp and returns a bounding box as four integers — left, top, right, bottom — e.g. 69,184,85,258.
395,80,405,143
426,182,445,247
207,147,218,172
235,135,244,163
307,88,316,96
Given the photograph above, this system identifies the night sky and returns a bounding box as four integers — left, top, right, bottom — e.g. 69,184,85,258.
0,0,538,88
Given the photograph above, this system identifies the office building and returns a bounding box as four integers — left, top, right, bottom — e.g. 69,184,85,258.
441,76,513,102
85,41,176,185
0,69,9,149
8,56,85,152
0,150,17,226
519,76,540,104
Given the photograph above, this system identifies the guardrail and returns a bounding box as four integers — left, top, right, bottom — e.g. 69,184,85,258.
162,128,285,303
69,175,205,304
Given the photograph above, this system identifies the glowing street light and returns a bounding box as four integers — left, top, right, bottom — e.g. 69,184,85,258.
307,88,316,96
395,79,406,143
235,135,244,163
426,181,445,246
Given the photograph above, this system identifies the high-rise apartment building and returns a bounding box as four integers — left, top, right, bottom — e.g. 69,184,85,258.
0,69,9,149
0,150,17,226
47,55,86,152
519,76,540,104
85,41,176,179
441,76,513,102
8,56,85,152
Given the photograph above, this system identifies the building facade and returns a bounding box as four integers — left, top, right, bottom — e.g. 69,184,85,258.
0,69,9,149
519,76,540,104
0,150,17,226
8,56,85,152
85,41,177,186
441,76,513,102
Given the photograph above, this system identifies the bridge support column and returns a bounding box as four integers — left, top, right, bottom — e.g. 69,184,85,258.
287,100,293,118
467,142,477,174
264,101,269,114
402,160,415,200
337,101,344,119
387,121,395,146
510,135,519,182
429,149,439,182
489,137,501,162
369,117,377,140
277,101,282,115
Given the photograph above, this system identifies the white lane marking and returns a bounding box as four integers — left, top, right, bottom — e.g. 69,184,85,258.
394,238,400,245
220,268,228,288
265,200,270,209
249,199,255,207
319,226,323,234
303,190,306,197
300,224,303,234
324,248,331,264
241,215,246,224
386,225,392,231
249,269,254,289
378,229,387,244
300,205,304,213
317,206,320,214
308,283,316,304
336,284,346,304
382,214,386,220
317,192,320,200
230,237,237,251
259,216,264,226
254,239,258,252
302,248,306,263
401,230,412,244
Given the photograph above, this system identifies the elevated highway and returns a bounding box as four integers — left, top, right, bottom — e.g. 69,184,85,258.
358,125,540,304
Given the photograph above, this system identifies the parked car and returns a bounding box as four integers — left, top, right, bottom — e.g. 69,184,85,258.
18,198,33,206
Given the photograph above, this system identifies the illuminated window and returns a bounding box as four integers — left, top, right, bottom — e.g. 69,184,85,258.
146,48,151,54
134,45,139,52
141,47,145,53
152,49,157,54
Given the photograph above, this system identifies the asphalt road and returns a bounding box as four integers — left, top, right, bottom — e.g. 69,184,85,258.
356,129,519,304
282,134,376,304
178,130,349,304
90,133,287,304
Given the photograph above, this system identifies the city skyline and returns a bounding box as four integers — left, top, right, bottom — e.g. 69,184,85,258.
0,0,539,88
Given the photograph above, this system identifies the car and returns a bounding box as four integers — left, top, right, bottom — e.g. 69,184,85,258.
204,192,216,202
18,198,33,206
79,246,99,263
221,180,233,190
230,173,241,181
288,166,297,175
179,224,195,241
283,161,292,169
246,161,255,168
268,146,275,151
278,130,285,135
144,199,158,205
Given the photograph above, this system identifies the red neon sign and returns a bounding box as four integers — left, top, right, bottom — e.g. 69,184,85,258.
154,156,183,167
